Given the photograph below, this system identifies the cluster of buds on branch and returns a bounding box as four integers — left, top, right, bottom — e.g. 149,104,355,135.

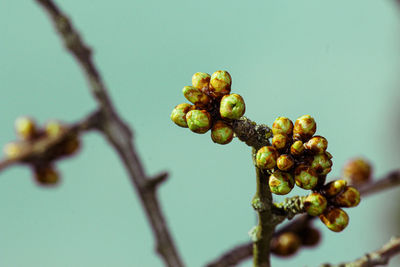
3,117,80,186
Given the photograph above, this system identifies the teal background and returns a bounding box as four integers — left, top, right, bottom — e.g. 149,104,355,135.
1,0,400,266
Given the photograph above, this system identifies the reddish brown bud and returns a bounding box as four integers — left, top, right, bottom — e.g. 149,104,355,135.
192,72,210,90
293,115,316,141
333,186,361,208
271,232,301,257
34,165,60,186
290,140,304,156
304,136,328,154
323,179,347,197
310,152,333,175
342,157,372,186
277,154,295,171
319,207,349,232
272,134,289,150
269,171,294,195
304,192,328,216
272,117,293,136
256,146,279,170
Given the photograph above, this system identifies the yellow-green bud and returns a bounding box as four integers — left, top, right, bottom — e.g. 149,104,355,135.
15,116,36,140
304,136,328,154
34,165,59,186
209,70,231,97
170,103,193,128
186,110,212,134
272,134,289,150
333,186,361,208
342,157,372,186
293,115,316,141
294,164,319,190
319,207,349,232
269,171,294,195
277,154,295,171
304,192,327,216
220,94,245,120
192,72,210,90
45,120,65,138
290,140,304,156
323,179,347,197
272,117,293,136
182,86,210,107
271,232,301,257
311,152,332,175
3,142,23,159
256,146,279,170
211,121,234,145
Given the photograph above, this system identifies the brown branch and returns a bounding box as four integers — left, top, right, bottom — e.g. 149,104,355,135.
34,1,184,267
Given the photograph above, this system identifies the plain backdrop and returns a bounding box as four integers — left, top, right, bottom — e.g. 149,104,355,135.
1,0,400,266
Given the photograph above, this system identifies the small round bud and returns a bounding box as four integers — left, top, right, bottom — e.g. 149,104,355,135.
15,116,36,140
319,207,349,232
186,110,212,134
62,135,81,156
271,232,301,257
209,70,231,97
192,72,210,90
272,134,289,150
311,152,332,175
269,171,294,195
34,165,59,186
182,86,210,107
333,186,361,208
170,103,193,128
342,157,372,186
304,192,328,216
290,140,304,156
293,115,316,141
45,120,65,138
294,164,319,190
256,146,278,170
304,136,328,154
220,94,245,120
272,117,293,136
323,179,347,197
3,142,23,159
277,154,295,171
211,121,234,145
298,227,321,247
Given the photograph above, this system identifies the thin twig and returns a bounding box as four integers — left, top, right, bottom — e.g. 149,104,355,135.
34,1,184,266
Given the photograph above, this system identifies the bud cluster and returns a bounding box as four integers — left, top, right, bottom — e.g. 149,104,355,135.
170,71,246,145
3,117,80,186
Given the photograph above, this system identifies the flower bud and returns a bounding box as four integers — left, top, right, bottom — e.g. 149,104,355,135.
304,192,328,216
342,157,372,186
186,110,212,134
34,165,59,186
269,171,294,195
45,120,66,138
192,72,210,90
272,117,293,136
182,86,210,107
293,115,316,141
256,146,278,170
211,121,234,145
310,152,332,175
62,135,81,156
304,136,328,154
209,70,231,97
323,179,347,197
272,134,289,150
277,154,295,171
325,151,333,159
333,186,361,208
170,103,193,128
294,164,318,190
3,142,23,159
271,232,301,257
220,94,245,120
15,116,36,140
298,227,321,247
290,140,304,156
319,207,349,232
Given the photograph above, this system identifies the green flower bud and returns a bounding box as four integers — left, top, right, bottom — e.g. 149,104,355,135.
209,70,231,97
304,192,328,216
182,86,210,107
333,186,361,208
170,103,193,128
192,72,210,90
277,154,295,171
45,120,65,138
323,179,347,197
269,171,294,195
271,232,301,257
319,207,349,232
293,115,316,141
15,116,36,140
342,157,372,186
272,134,289,150
186,110,212,134
299,227,321,247
220,94,245,120
272,117,293,136
304,135,328,154
211,121,234,145
311,152,333,175
290,140,304,156
34,165,60,186
294,164,319,190
256,146,279,170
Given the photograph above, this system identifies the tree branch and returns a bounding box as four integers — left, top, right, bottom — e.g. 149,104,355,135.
34,1,184,266
231,116,272,150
